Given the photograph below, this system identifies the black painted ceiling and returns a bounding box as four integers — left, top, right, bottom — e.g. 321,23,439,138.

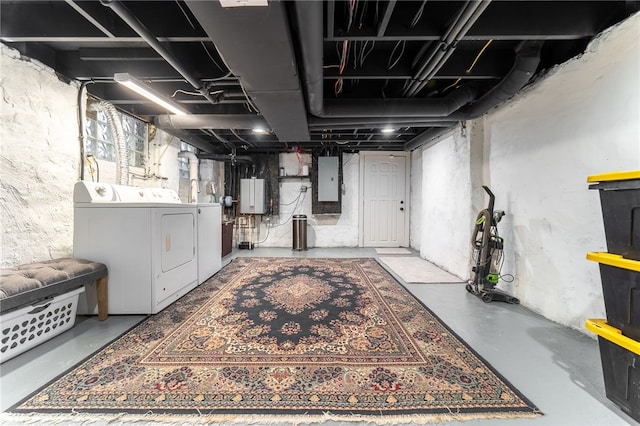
2,1,638,154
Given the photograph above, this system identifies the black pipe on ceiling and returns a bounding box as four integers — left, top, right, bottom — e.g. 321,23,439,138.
294,1,541,133
309,122,454,131
100,0,219,106
321,85,477,118
293,1,479,119
404,126,457,151
403,41,543,151
454,40,544,119
308,117,455,127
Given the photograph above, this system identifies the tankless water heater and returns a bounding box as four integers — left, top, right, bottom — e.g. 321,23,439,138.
240,178,265,214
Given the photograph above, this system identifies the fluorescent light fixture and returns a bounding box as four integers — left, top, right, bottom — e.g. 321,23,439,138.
114,73,187,115
219,0,268,7
381,127,395,133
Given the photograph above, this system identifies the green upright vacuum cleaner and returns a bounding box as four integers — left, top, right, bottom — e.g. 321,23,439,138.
466,186,519,304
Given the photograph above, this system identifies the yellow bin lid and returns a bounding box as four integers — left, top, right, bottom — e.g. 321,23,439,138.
586,252,640,272
586,319,640,355
587,170,640,183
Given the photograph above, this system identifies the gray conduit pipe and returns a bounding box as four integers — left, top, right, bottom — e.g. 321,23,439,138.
407,1,482,92
404,0,492,97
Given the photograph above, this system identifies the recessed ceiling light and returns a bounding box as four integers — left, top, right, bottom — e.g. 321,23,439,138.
381,127,394,133
253,127,269,134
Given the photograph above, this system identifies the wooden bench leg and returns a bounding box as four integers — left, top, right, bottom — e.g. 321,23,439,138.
96,276,108,321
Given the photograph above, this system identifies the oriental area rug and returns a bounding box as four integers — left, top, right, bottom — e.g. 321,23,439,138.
6,257,539,425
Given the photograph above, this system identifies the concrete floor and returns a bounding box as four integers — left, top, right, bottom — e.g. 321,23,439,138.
0,248,636,425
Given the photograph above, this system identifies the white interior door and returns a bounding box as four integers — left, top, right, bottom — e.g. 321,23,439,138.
360,152,409,247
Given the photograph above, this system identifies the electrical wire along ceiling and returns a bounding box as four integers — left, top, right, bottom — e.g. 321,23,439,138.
1,0,638,153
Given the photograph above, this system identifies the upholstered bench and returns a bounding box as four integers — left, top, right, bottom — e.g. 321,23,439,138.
0,258,108,362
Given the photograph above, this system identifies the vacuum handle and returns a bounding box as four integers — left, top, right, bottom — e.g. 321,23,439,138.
482,185,495,214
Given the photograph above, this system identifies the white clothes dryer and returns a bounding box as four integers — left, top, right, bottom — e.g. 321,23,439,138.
73,181,198,314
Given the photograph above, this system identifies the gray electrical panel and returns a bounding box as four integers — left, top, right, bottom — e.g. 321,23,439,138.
240,178,265,214
318,157,339,202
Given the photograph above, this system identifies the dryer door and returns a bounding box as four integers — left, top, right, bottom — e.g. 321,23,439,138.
161,212,195,272
152,207,198,312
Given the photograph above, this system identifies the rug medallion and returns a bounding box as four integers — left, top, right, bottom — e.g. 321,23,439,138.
9,257,538,423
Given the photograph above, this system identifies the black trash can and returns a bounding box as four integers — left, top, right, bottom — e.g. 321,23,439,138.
292,214,307,251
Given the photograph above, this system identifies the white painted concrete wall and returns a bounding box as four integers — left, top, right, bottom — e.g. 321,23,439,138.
254,152,359,248
419,127,473,279
415,13,639,331
0,44,221,267
409,149,422,251
480,13,640,330
1,45,79,267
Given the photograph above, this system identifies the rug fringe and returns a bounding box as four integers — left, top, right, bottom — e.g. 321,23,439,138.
0,411,540,425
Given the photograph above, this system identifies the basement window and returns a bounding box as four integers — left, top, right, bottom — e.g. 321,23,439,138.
84,106,147,168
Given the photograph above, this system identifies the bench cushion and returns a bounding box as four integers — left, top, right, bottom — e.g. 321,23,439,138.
0,258,107,314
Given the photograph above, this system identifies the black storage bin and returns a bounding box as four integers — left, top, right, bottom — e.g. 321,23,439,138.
586,319,640,422
588,171,640,261
587,253,640,340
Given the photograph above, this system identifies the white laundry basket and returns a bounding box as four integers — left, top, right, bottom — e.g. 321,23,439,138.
1,287,84,363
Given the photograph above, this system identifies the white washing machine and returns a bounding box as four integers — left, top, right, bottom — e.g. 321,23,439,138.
73,181,198,314
196,203,222,284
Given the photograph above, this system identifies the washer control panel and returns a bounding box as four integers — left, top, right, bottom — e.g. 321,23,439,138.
74,181,182,204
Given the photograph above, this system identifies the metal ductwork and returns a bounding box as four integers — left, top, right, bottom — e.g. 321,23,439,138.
155,114,268,130
455,40,544,119
321,86,478,118
404,126,458,151
185,0,310,142
158,128,220,154
308,117,456,127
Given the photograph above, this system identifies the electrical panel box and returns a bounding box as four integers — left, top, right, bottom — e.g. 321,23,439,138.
240,178,265,214
318,157,339,202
